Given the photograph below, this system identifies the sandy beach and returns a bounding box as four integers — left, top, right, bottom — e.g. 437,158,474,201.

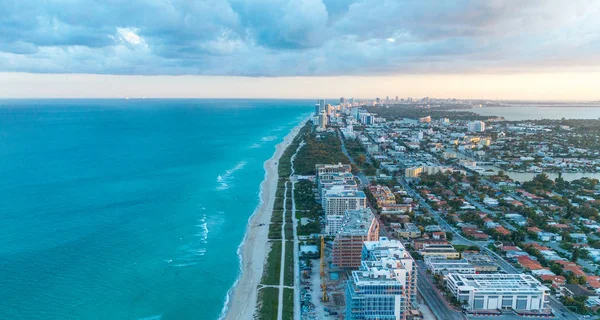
222,119,306,320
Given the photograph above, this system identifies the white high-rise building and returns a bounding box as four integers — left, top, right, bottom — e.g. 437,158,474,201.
323,190,367,235
467,121,486,132
345,237,417,320
318,111,327,130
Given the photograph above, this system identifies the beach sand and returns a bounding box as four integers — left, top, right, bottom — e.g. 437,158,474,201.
222,119,306,320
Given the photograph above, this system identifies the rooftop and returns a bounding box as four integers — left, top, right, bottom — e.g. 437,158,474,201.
448,274,549,293
337,208,375,236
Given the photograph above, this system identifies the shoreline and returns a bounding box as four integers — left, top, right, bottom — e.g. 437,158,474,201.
221,118,308,320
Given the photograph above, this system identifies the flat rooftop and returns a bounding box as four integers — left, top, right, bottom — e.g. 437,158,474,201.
448,274,549,293
336,209,375,236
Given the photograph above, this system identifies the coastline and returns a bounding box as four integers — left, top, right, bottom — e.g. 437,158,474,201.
221,118,307,320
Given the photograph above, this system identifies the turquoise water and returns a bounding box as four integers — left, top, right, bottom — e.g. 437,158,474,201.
0,99,311,319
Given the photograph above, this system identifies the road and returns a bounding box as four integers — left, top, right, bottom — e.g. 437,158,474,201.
337,129,369,186
336,128,395,239
276,181,289,320
290,142,303,320
399,177,584,320
416,261,465,320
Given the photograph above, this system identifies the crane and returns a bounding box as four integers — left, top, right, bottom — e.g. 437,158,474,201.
320,235,329,302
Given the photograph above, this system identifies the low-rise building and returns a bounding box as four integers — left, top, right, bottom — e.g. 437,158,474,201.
538,232,562,242
394,223,422,239
462,252,499,273
316,163,352,177
418,243,460,259
570,233,588,244
425,257,475,275
446,274,550,312
369,185,397,207
413,239,449,250
560,284,598,300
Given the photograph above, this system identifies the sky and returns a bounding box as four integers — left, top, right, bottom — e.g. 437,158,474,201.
1,0,600,99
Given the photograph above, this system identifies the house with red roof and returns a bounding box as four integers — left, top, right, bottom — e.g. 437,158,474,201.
540,275,566,288
495,226,511,236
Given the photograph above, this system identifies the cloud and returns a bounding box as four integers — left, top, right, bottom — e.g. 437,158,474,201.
0,0,599,76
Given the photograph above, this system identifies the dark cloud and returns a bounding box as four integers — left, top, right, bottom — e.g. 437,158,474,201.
0,0,599,76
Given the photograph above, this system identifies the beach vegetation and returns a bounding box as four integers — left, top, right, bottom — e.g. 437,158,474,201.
261,240,282,286
282,288,294,320
269,223,282,239
284,241,294,286
255,287,279,320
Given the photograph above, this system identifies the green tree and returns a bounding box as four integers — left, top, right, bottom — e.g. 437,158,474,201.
572,248,580,263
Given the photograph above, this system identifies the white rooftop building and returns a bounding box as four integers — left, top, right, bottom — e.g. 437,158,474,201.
446,274,550,313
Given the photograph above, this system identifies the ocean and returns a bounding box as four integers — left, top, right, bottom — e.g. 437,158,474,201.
0,99,311,320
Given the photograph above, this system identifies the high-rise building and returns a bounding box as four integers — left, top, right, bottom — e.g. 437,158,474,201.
467,121,486,132
345,237,417,320
332,208,379,268
318,98,326,112
318,111,327,130
340,97,346,104
314,104,320,115
326,104,333,115
323,190,367,235
446,274,550,312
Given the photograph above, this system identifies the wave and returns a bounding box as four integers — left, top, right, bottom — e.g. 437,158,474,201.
260,135,277,142
216,161,247,191
169,214,209,268
249,143,261,149
218,164,266,320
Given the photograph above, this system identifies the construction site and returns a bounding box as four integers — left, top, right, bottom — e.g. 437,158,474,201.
300,236,347,320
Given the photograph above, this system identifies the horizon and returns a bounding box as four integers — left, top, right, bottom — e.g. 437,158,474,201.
1,96,600,103
2,72,600,101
